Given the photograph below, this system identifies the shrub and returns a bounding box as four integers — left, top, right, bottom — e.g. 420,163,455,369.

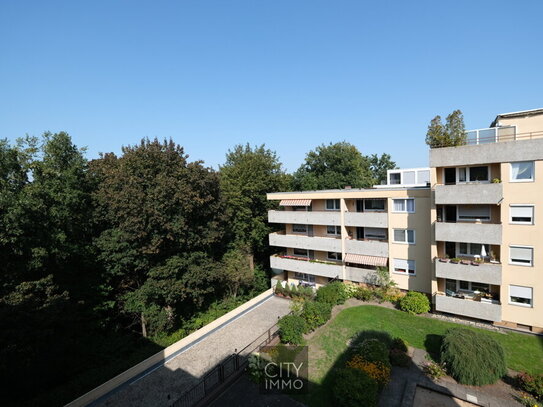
350,330,393,350
283,283,291,297
302,301,332,331
423,361,447,380
399,291,430,314
343,283,359,298
347,355,391,389
382,288,405,304
332,367,378,407
354,287,373,301
517,372,543,401
315,282,348,305
440,328,506,385
278,315,307,345
389,349,410,367
274,283,284,296
516,393,542,407
289,297,305,316
391,337,408,353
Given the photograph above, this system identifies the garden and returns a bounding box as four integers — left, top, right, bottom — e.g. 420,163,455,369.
272,278,543,407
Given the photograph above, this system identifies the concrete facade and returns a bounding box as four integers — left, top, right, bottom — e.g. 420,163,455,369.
344,211,388,228
268,209,341,226
269,255,342,279
345,238,388,257
434,259,502,285
434,222,502,245
435,294,502,322
434,183,503,205
269,232,341,253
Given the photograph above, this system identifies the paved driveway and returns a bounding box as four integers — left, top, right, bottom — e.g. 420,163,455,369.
98,295,291,407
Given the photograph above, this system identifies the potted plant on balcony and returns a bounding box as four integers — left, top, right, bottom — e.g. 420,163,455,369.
439,254,450,263
471,258,484,266
460,258,470,265
450,257,460,264
489,251,499,264
480,292,494,304
492,178,502,183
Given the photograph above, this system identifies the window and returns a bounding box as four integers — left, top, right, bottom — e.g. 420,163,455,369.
292,224,307,233
457,280,489,293
364,227,387,240
389,173,401,184
457,205,491,221
327,252,342,261
511,161,534,182
458,167,467,182
509,285,533,307
294,272,315,283
458,243,490,257
510,205,534,224
469,166,489,182
364,199,385,211
509,246,533,266
326,199,340,210
403,171,416,184
393,198,415,213
326,225,341,236
393,229,415,244
293,248,308,257
417,170,430,185
292,206,307,211
393,259,415,275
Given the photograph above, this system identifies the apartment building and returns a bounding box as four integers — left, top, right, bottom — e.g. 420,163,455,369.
268,108,543,333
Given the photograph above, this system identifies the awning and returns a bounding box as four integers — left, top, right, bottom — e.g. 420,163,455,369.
279,199,312,206
344,253,388,267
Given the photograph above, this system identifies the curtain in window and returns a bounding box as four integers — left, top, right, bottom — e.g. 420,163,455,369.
393,200,405,212
512,162,533,180
406,199,414,212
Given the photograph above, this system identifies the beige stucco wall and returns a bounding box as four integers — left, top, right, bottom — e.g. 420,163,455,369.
497,113,543,137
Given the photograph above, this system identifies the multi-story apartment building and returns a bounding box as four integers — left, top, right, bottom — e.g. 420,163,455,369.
268,108,543,333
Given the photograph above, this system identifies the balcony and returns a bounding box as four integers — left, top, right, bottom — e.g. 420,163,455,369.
344,211,388,228
435,294,501,322
269,232,341,252
268,210,340,226
270,255,342,279
345,266,377,284
435,183,503,205
434,258,501,285
435,222,501,245
345,238,388,257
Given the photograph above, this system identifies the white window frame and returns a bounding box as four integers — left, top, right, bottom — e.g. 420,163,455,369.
456,280,490,293
294,272,315,283
392,198,415,213
327,252,342,261
292,224,308,234
510,205,535,225
509,245,533,267
364,227,387,240
510,161,535,183
455,166,490,184
457,242,490,258
393,258,416,275
393,229,415,244
326,225,341,236
457,205,491,222
509,285,533,308
325,199,341,211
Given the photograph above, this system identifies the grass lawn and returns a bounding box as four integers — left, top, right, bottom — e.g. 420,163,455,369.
300,305,543,407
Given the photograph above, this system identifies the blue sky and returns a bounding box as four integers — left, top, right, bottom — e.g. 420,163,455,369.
1,1,542,172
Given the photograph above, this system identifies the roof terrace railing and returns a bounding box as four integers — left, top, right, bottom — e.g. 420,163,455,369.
431,127,543,148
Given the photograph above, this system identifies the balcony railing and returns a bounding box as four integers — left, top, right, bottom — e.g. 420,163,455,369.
269,254,342,279
344,211,388,228
345,238,388,257
434,258,501,285
435,222,502,245
434,183,503,205
268,210,340,226
269,232,341,252
431,128,543,149
435,293,501,322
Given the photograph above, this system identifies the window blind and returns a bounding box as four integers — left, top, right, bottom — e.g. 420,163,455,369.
510,285,532,299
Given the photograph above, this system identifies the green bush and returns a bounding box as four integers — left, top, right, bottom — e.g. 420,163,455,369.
332,368,378,407
517,372,543,401
441,328,507,385
391,337,408,353
274,283,284,296
354,287,373,301
315,282,348,305
278,315,307,345
399,291,430,314
389,349,410,367
290,284,298,297
283,283,291,297
350,330,393,349
302,301,332,332
357,339,390,367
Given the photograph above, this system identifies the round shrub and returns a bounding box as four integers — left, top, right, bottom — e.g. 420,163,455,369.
391,337,408,353
278,315,307,345
315,282,348,305
302,300,332,331
357,339,390,367
399,291,430,314
389,349,410,367
350,330,393,350
441,328,507,385
517,372,543,401
332,367,378,407
354,287,373,301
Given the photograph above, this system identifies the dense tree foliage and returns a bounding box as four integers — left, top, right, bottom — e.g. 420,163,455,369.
292,142,374,190
425,110,467,148
368,153,396,185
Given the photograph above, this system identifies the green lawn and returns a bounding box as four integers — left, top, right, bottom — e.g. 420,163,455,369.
300,305,543,406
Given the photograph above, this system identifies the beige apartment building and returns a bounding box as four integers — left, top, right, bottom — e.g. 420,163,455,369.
268,108,543,333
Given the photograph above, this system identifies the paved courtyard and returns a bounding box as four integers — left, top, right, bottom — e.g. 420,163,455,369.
98,295,291,407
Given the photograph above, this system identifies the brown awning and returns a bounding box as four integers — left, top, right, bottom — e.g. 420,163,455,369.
279,199,312,206
344,253,388,267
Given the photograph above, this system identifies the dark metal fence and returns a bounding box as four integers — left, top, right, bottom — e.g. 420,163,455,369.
171,323,282,407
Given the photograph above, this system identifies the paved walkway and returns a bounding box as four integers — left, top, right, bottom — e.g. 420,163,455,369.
98,295,291,407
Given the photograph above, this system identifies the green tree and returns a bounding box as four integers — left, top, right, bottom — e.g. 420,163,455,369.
221,248,254,298
292,142,373,190
368,153,396,185
425,110,467,148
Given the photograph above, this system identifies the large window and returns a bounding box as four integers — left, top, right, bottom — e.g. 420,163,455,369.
393,198,415,213
509,285,533,307
293,248,309,257
457,205,491,222
326,199,340,210
364,227,387,240
326,225,341,236
457,280,490,293
509,246,533,266
458,243,490,257
364,199,386,211
327,252,342,261
510,205,534,225
393,259,415,275
511,161,534,182
294,272,315,283
455,166,489,183
389,172,401,184
393,229,415,244
292,224,307,233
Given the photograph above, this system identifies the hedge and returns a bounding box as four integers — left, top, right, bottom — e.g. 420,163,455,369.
302,301,332,332
315,282,348,305
278,315,307,345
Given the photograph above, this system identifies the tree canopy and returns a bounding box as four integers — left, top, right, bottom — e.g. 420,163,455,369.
425,110,467,148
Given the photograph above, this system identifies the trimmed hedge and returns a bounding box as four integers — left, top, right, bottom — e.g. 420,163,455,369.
332,367,378,407
441,328,507,385
316,282,348,305
302,300,332,332
278,315,307,345
399,291,430,314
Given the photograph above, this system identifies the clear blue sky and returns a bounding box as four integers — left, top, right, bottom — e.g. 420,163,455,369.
1,1,542,172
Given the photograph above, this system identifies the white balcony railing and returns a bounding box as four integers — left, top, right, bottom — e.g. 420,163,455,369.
466,126,516,145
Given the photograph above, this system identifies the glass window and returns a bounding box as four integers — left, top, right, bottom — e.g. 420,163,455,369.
327,252,342,261
457,205,491,221
326,199,340,210
292,224,307,233
294,272,315,283
393,259,415,275
293,248,308,257
364,199,385,211
509,285,533,307
458,167,467,182
364,227,387,240
469,166,489,182
393,229,415,244
458,243,489,257
326,225,341,235
389,173,401,184
510,205,534,224
393,199,415,213
459,280,469,290
511,161,534,182
471,282,490,293
509,246,533,266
